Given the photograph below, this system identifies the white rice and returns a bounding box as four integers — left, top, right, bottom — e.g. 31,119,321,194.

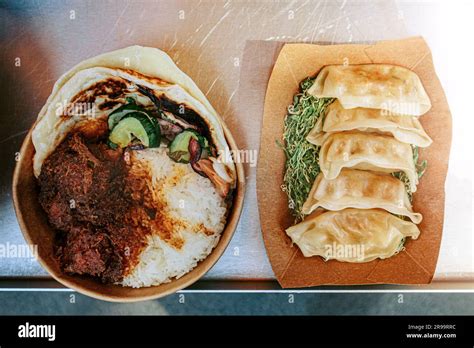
120,147,227,288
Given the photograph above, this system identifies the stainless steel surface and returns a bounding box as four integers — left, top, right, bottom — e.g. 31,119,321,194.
0,0,472,286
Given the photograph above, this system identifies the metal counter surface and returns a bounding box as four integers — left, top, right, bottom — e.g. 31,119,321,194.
0,0,472,288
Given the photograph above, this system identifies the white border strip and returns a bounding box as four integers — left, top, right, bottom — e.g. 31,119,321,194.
0,288,473,293
179,289,474,293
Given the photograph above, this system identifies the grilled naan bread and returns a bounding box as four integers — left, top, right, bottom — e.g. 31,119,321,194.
32,46,235,185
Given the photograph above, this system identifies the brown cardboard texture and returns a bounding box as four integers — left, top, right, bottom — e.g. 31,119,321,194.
257,37,452,288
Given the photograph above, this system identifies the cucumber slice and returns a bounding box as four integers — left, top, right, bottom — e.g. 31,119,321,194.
168,130,201,163
128,113,161,148
108,104,145,129
186,129,208,146
108,111,161,148
109,117,149,148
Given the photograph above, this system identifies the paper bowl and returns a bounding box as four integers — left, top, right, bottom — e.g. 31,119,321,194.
12,122,245,302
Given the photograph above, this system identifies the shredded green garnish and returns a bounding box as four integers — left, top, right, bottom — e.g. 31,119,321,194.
391,145,428,203
280,77,333,222
397,237,406,252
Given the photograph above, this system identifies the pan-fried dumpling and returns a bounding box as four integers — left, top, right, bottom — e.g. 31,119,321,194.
285,208,420,262
308,64,431,116
306,100,432,147
302,169,422,223
319,131,418,192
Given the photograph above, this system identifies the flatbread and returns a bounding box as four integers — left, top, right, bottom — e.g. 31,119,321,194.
32,46,235,181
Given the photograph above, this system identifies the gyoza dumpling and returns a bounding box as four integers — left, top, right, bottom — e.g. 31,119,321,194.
302,169,422,223
285,208,420,262
308,64,431,116
319,131,418,192
306,100,432,147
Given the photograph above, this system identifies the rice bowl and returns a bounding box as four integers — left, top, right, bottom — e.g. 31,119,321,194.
12,46,245,301
121,148,227,288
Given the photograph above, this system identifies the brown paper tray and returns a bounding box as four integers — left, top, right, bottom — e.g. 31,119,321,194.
257,37,452,288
